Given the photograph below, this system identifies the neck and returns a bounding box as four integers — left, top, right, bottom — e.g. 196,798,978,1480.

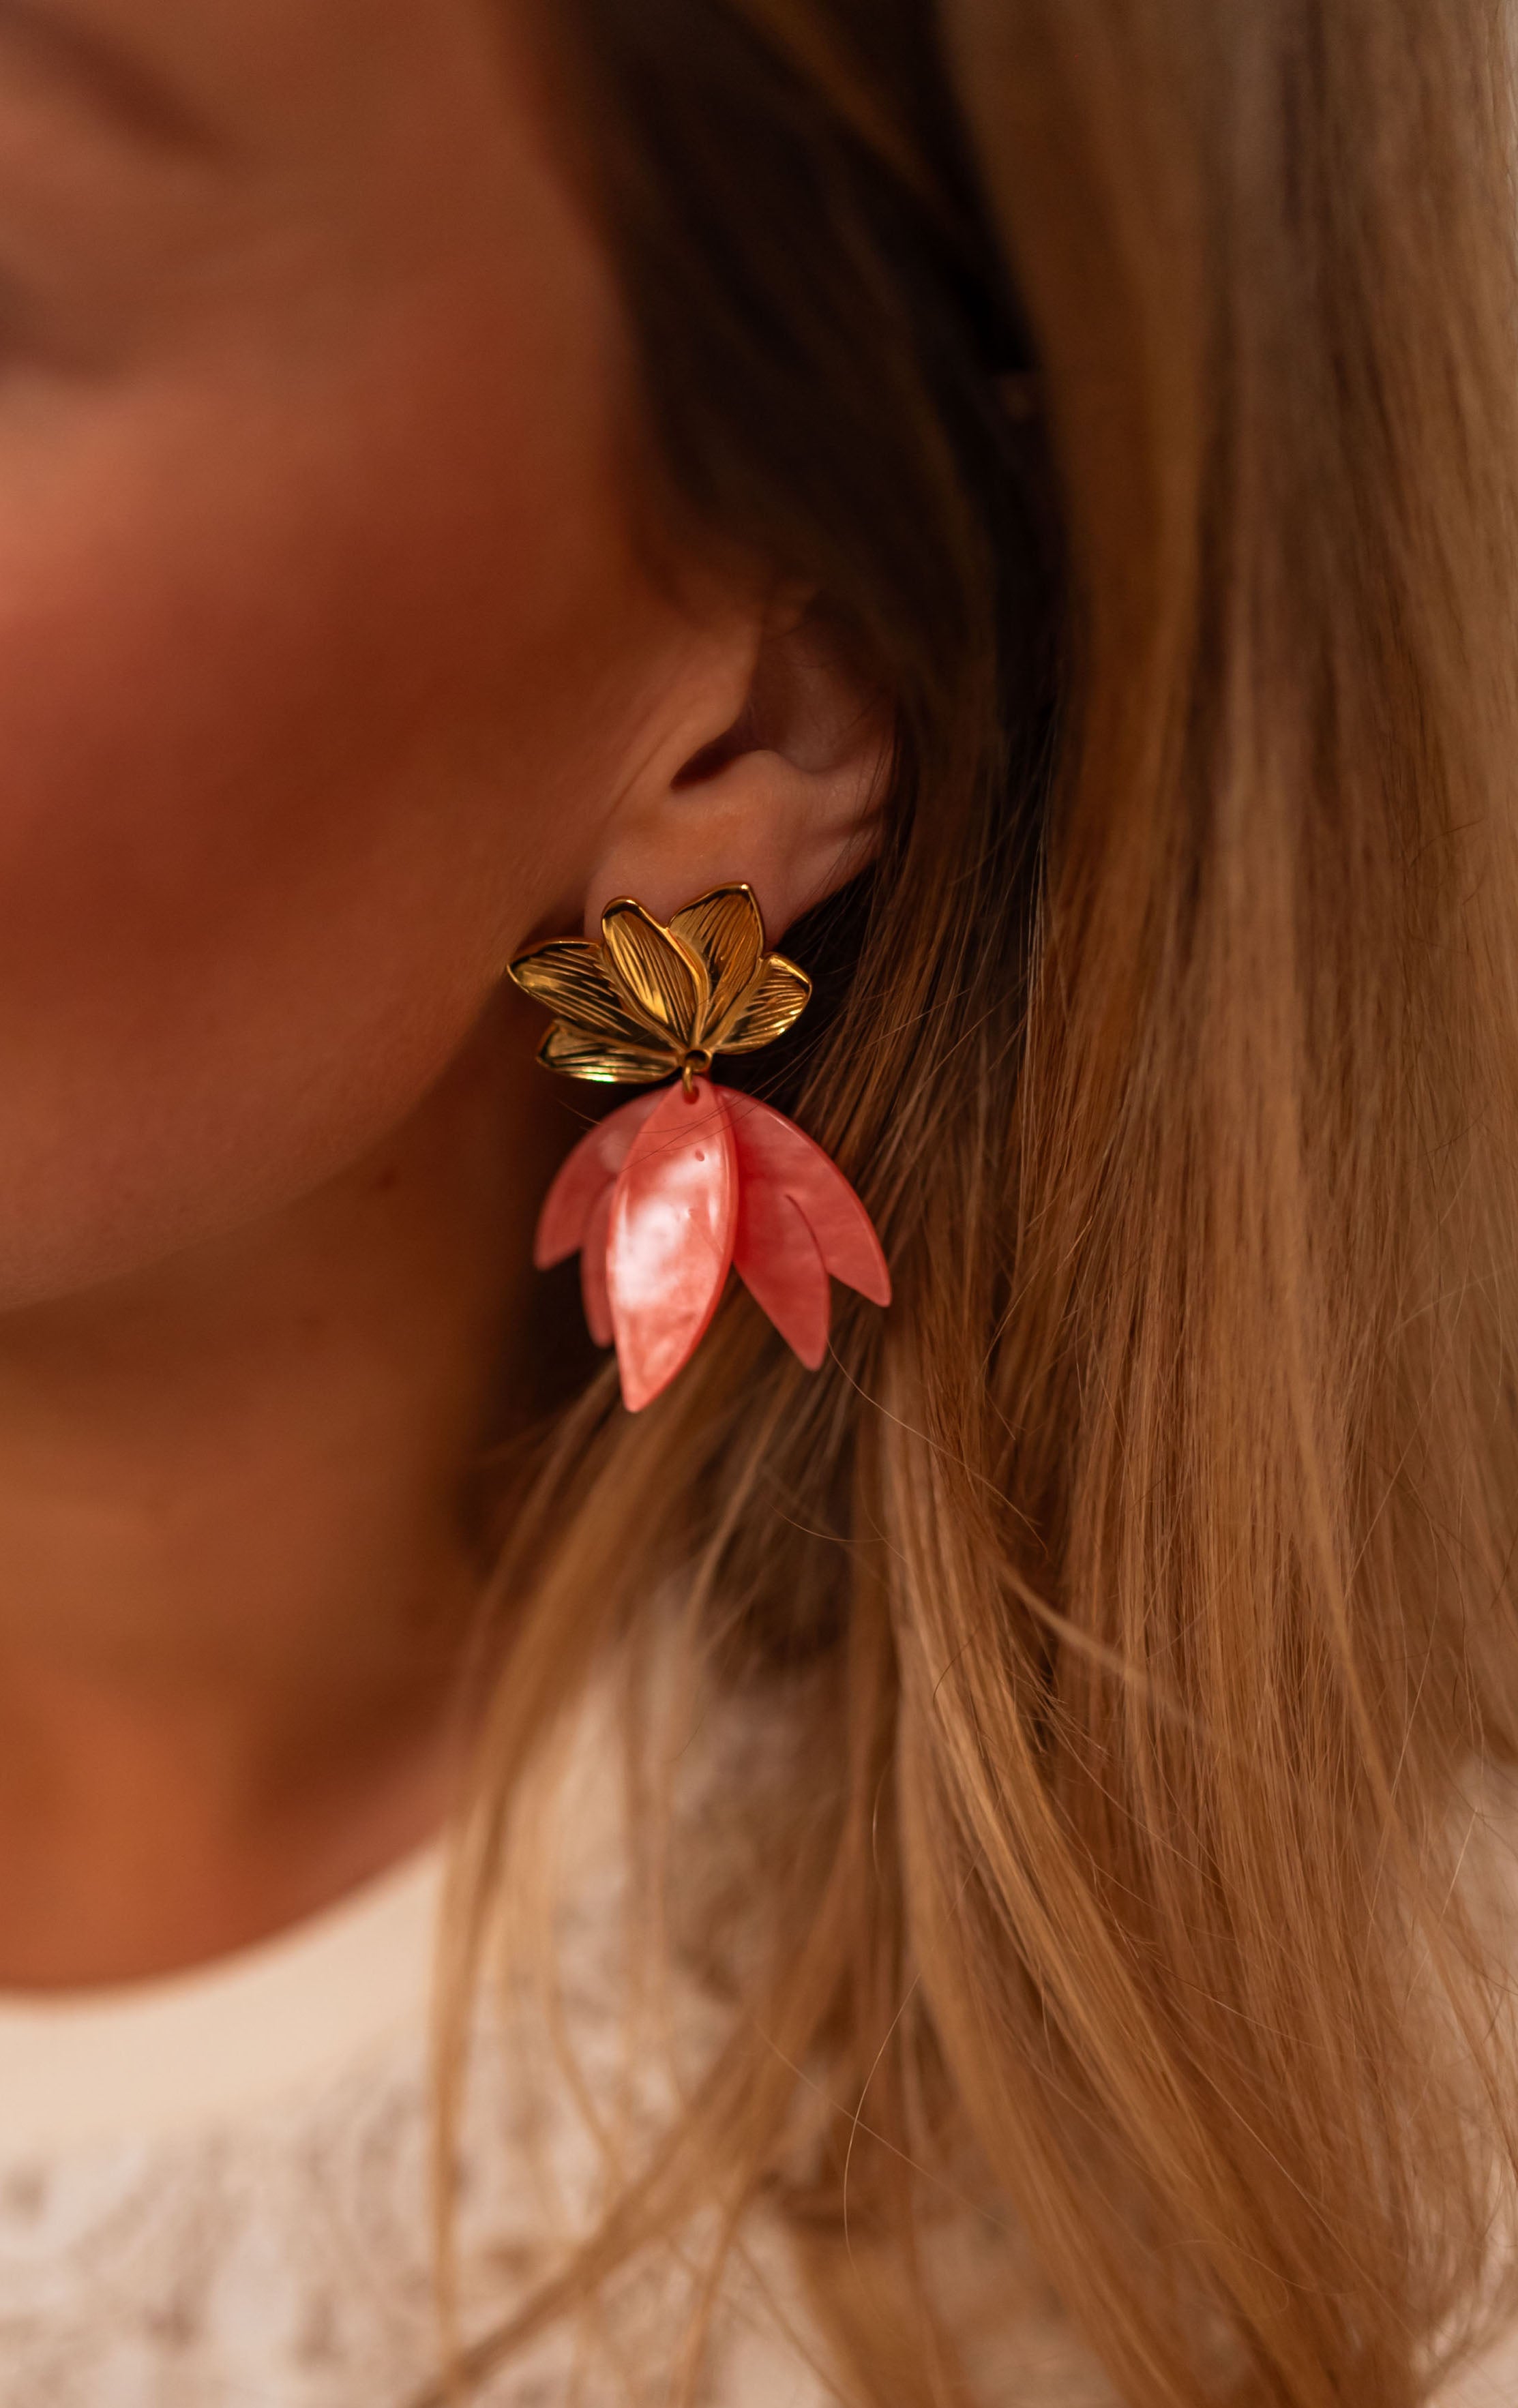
0,992,560,1989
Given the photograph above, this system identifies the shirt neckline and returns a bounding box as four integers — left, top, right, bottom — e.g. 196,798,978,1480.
0,1839,444,2154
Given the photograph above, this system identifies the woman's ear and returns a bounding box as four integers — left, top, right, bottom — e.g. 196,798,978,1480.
584,601,892,942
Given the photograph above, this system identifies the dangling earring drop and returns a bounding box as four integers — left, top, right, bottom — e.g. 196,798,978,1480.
509,885,891,1411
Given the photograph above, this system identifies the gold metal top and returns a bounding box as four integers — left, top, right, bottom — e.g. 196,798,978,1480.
507,884,812,1086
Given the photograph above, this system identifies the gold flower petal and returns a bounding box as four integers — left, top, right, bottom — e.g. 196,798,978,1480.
717,953,813,1053
601,900,706,1048
509,939,666,1050
539,1023,675,1085
668,886,765,1048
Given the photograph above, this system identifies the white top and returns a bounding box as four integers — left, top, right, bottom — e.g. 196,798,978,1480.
0,1829,848,2408
0,1826,1508,2406
0,1846,443,2156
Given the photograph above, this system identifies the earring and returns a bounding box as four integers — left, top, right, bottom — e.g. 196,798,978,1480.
509,885,890,1411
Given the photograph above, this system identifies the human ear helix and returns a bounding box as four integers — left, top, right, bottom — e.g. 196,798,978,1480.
509,884,890,1411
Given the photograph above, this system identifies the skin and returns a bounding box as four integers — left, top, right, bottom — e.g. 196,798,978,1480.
0,0,884,1982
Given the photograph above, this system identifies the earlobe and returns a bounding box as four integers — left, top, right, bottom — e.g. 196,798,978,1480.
584,603,891,946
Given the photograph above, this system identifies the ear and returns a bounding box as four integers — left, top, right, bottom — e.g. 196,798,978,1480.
583,600,891,944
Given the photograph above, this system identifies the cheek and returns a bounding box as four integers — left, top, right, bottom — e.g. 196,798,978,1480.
0,301,655,1301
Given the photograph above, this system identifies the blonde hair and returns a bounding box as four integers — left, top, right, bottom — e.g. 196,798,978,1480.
434,3,1518,2400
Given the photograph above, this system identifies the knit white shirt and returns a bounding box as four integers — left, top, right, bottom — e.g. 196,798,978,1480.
0,1837,842,2408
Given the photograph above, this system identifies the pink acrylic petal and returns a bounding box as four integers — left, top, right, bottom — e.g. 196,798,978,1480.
726,1095,891,1305
607,1080,738,1411
580,1184,615,1348
534,1089,664,1269
734,1184,831,1370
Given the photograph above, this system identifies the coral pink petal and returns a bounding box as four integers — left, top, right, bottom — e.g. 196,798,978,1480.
534,1089,664,1269
580,1184,615,1347
607,1080,738,1411
728,1096,891,1305
734,1184,831,1370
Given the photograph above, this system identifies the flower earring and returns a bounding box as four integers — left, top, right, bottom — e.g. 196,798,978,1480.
509,885,891,1411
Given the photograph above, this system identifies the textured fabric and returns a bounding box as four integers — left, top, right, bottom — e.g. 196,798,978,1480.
0,2005,836,2407
0,1839,837,2408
